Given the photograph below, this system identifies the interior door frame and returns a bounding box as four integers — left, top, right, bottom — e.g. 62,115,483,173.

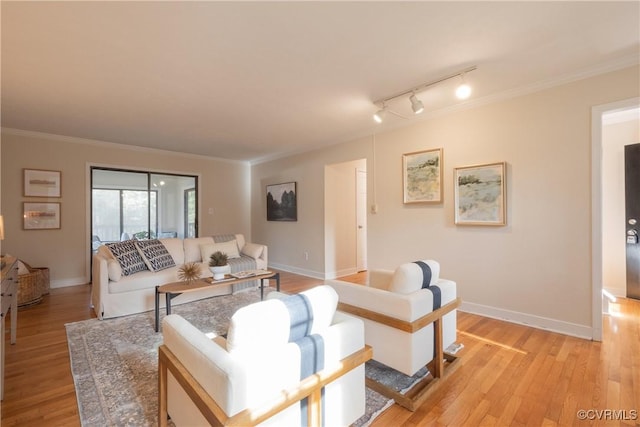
591,96,640,341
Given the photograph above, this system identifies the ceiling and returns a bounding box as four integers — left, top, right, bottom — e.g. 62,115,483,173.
2,2,639,163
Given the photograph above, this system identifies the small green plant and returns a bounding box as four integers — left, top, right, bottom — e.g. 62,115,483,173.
209,251,229,267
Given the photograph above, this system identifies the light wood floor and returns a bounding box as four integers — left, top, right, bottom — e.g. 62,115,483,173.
1,271,639,426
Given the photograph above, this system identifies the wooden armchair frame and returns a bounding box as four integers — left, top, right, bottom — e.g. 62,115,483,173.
158,343,372,427
338,297,461,411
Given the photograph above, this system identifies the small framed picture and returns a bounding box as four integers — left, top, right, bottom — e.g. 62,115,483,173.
454,162,506,226
23,202,61,230
266,182,297,221
23,169,61,198
403,148,443,203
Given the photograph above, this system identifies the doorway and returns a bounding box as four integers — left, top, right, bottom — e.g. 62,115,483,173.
90,168,198,247
625,143,640,299
324,159,367,279
592,97,640,340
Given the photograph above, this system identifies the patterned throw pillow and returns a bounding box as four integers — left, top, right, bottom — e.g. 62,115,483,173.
134,239,176,272
105,240,148,276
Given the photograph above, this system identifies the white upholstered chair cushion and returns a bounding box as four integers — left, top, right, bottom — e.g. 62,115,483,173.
226,285,338,354
389,260,440,294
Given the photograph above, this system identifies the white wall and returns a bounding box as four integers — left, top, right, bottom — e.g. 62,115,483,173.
251,65,640,338
602,117,640,296
0,130,251,287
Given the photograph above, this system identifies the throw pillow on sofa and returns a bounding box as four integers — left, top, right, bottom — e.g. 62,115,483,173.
105,240,148,276
200,240,241,264
134,239,176,272
241,242,263,259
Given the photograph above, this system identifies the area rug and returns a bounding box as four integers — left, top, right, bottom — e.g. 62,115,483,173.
66,288,428,426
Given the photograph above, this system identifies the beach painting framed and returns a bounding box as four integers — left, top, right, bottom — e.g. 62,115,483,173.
23,202,61,230
23,169,61,198
266,182,297,221
454,162,506,226
402,148,443,204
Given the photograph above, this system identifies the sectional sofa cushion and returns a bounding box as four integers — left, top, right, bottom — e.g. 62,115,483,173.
105,240,148,276
134,239,176,272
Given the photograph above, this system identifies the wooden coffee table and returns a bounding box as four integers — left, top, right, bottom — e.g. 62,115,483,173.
155,271,279,332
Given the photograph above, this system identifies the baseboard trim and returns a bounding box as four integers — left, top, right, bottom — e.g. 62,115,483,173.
268,262,326,280
51,277,88,288
460,301,593,340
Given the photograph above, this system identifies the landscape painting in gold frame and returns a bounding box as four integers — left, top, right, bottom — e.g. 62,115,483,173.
454,162,506,226
402,148,443,204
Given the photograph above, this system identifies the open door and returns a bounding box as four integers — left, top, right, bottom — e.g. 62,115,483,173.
625,143,640,300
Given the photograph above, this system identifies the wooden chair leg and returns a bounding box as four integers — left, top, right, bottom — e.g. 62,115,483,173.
366,318,460,412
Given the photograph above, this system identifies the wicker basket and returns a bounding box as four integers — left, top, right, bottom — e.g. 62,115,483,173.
18,261,50,307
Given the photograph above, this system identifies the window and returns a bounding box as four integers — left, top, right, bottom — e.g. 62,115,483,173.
184,188,196,238
91,168,197,246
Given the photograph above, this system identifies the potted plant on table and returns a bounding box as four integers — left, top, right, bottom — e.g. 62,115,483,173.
209,251,230,280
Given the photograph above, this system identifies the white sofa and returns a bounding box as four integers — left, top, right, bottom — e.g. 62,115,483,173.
159,285,371,426
92,234,267,319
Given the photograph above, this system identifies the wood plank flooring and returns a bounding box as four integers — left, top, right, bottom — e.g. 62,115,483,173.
1,271,639,426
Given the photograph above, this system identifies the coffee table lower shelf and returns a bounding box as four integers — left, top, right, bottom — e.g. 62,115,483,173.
155,271,280,332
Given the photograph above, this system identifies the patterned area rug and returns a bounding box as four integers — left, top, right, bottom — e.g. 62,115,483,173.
66,287,427,426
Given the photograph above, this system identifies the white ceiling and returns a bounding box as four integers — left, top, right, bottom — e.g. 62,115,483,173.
2,1,639,163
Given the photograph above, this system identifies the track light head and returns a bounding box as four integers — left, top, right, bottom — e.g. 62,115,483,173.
409,93,424,114
455,73,472,99
373,108,386,123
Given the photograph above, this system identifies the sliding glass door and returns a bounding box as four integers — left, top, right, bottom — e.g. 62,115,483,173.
91,168,197,248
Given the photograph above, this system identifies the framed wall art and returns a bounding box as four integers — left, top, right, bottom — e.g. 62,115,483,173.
403,148,443,203
23,169,61,198
23,202,61,230
454,162,506,226
266,182,297,221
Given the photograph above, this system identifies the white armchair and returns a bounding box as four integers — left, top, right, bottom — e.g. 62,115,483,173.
328,260,460,411
159,285,372,426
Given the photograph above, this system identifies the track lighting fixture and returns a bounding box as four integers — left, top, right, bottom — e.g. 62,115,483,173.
455,73,472,99
373,66,477,123
409,93,424,114
373,108,386,123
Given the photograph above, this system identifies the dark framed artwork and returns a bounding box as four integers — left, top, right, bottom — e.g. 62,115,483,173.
454,162,506,226
266,182,297,221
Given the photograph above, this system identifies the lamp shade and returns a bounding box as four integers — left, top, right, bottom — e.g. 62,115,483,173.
409,94,424,114
373,109,386,123
0,215,4,240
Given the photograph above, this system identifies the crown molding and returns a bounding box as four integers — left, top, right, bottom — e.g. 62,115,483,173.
0,127,249,166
